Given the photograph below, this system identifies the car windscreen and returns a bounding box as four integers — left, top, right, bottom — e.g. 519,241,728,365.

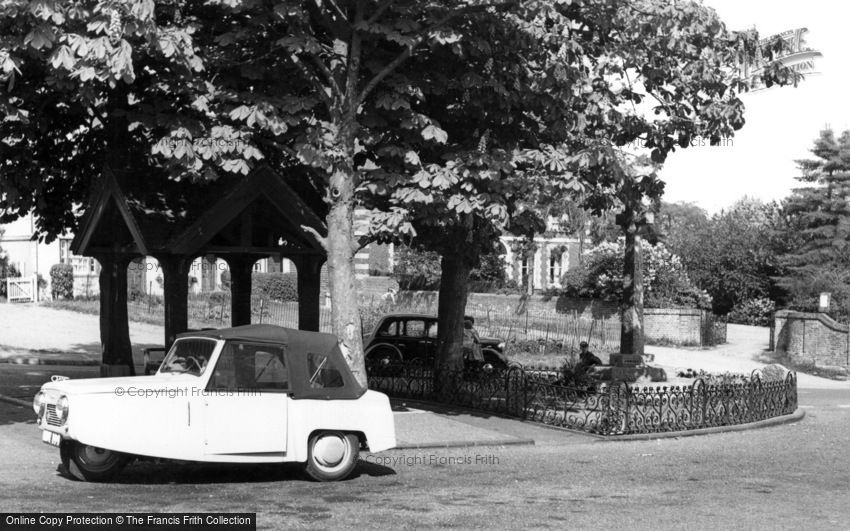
160,338,218,375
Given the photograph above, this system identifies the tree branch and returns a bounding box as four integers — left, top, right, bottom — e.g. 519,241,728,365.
353,233,374,254
290,54,333,110
347,0,365,105
301,224,329,251
357,1,522,106
365,0,393,25
321,0,348,22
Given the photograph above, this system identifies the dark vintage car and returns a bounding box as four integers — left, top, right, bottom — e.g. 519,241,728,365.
363,313,509,370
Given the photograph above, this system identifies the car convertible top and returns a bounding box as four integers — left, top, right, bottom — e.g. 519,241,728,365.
178,324,366,400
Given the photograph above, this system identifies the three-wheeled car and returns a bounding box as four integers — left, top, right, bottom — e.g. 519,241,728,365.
34,325,396,482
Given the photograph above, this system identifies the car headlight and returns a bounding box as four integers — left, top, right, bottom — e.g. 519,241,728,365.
33,391,45,417
497,342,505,350
55,395,69,424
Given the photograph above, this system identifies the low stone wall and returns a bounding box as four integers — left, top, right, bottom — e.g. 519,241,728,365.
772,310,850,369
394,291,721,347
394,290,562,313
555,297,620,319
643,308,703,345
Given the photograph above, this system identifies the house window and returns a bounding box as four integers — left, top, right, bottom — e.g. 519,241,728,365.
549,254,561,284
59,239,72,265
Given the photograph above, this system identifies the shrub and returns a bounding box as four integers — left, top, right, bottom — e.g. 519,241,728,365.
50,264,74,299
208,291,229,305
728,297,776,326
128,287,145,302
560,240,712,309
252,272,298,301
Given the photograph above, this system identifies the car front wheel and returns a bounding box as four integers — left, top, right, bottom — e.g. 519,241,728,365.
304,432,359,482
60,440,130,482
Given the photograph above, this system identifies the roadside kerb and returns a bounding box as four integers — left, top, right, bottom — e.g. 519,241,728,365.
0,346,100,366
598,408,807,442
0,394,32,408
395,439,535,450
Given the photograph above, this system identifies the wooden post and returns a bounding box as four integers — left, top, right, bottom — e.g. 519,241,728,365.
226,256,254,327
159,255,190,351
293,255,324,332
94,254,135,376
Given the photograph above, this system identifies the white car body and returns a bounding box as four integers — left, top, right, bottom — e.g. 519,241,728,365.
35,326,396,471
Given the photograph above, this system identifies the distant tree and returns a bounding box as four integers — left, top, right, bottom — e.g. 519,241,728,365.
666,198,785,315
393,245,442,291
657,201,710,252
778,128,850,318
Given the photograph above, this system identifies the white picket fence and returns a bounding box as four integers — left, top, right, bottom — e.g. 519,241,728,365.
5,275,38,303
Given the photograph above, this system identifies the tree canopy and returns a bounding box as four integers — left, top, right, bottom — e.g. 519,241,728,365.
778,128,850,318
0,0,800,375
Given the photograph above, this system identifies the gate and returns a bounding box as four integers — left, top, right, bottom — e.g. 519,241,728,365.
5,275,37,303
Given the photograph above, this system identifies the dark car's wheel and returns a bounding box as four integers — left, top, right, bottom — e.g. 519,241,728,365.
304,432,359,482
61,440,130,482
365,344,403,365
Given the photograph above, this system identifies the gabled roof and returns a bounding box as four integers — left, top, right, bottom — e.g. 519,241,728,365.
70,166,149,255
167,165,327,255
71,164,327,258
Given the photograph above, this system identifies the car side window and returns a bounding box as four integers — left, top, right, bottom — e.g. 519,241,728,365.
426,321,438,338
403,320,426,338
376,319,397,337
306,352,344,389
208,342,289,392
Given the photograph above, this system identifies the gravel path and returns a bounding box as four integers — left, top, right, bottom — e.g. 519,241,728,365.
0,302,163,354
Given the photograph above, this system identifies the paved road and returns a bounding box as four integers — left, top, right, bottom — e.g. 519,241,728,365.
2,359,849,530
1,390,849,530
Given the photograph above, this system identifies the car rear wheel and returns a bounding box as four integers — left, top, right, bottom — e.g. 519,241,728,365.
61,440,130,482
365,344,403,365
304,432,359,482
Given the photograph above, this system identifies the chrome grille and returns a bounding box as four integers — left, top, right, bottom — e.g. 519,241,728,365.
45,403,62,426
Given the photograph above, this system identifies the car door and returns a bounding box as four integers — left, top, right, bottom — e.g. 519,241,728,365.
202,341,289,456
398,319,428,361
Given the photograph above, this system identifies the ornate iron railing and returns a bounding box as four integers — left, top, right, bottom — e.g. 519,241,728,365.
367,363,798,436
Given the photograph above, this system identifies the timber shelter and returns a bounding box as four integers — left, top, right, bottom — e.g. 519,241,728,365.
71,164,328,375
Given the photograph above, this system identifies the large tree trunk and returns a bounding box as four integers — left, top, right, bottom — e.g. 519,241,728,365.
326,177,365,386
96,254,135,376
325,115,366,386
435,250,475,371
620,225,645,356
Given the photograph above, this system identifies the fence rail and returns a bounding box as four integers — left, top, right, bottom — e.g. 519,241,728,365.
367,363,798,436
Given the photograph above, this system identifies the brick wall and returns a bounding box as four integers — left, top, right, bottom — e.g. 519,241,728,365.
772,310,850,369
643,308,703,345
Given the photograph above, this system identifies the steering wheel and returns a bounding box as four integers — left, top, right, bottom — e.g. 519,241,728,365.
184,356,203,371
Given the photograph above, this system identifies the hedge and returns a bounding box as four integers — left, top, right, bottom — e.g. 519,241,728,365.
50,263,74,300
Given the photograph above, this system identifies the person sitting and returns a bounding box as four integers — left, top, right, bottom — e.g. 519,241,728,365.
574,341,602,381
